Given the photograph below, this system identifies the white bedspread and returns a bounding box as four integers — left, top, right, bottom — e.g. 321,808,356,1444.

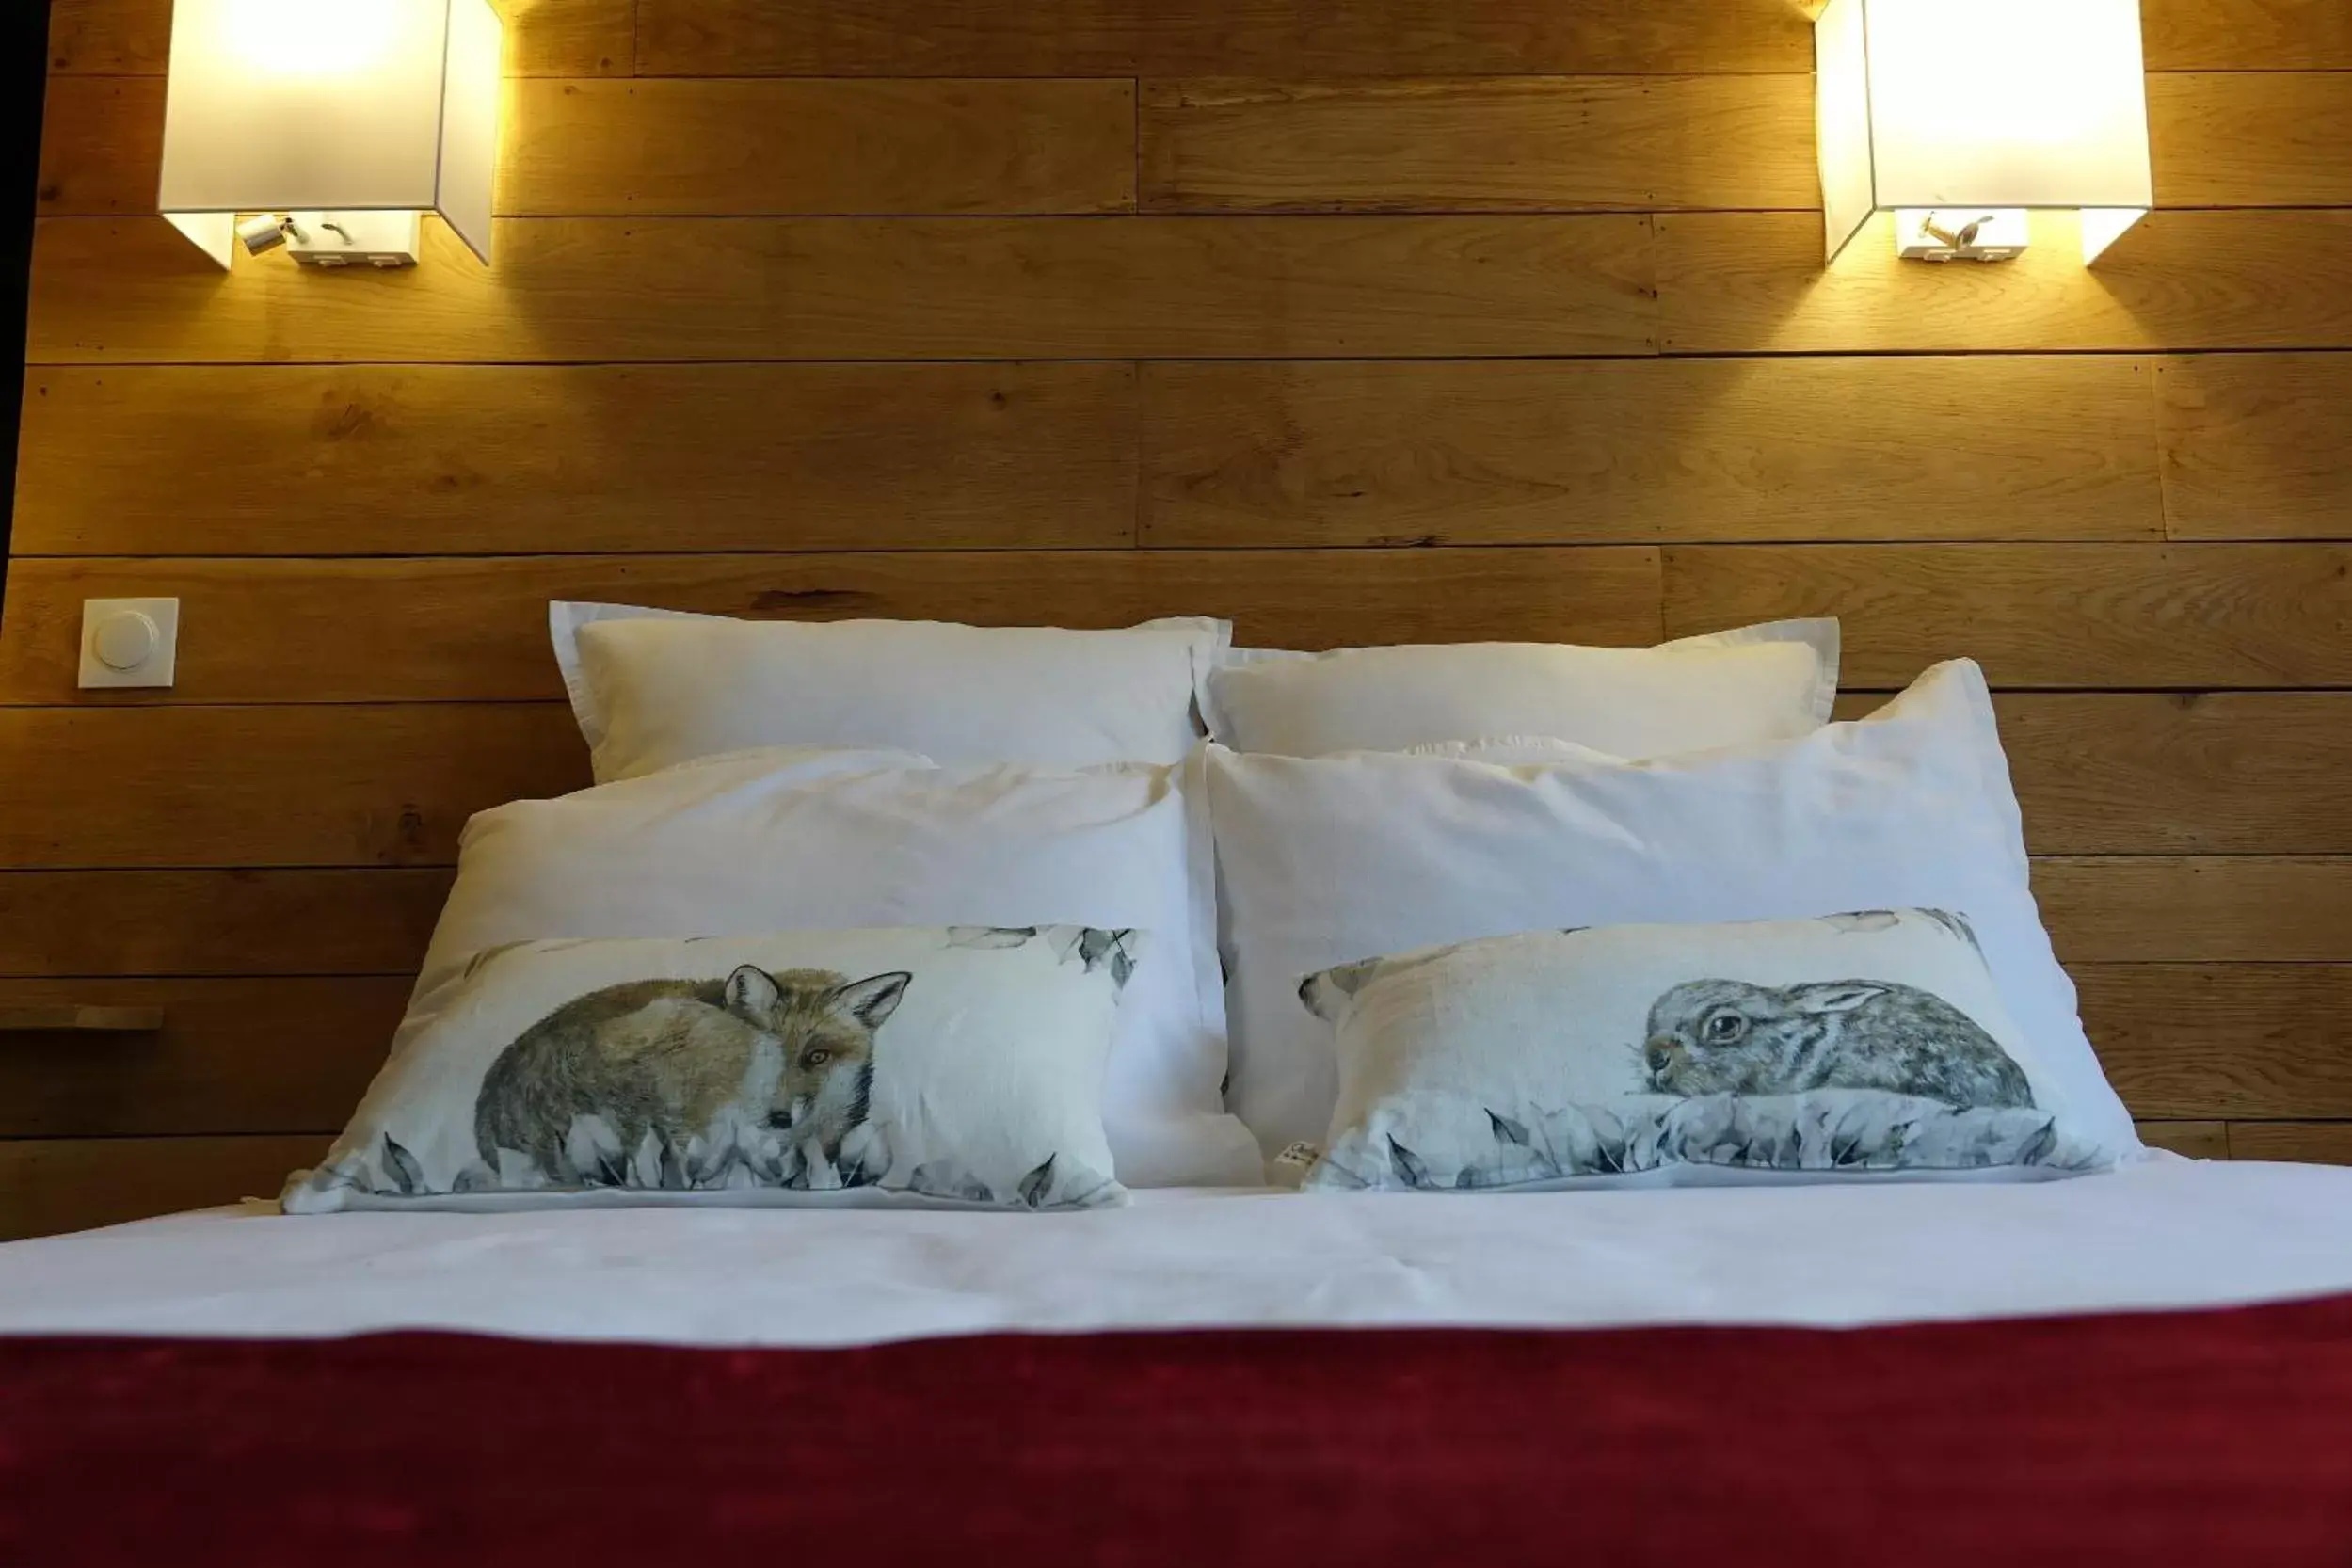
5,1157,2351,1347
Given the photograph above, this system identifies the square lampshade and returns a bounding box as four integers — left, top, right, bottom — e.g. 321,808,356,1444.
158,0,504,267
1816,0,2154,263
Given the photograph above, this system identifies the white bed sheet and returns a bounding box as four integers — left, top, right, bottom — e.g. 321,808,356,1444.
4,1158,2351,1348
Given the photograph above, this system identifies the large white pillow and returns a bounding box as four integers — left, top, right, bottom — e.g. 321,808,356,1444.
551,603,1227,781
1204,619,1839,758
1206,660,2139,1160
286,926,1138,1214
415,745,1262,1188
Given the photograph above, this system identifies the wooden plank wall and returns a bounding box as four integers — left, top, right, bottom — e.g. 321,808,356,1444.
7,0,2351,1238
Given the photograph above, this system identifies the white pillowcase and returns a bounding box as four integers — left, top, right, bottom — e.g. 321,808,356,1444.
551,603,1228,781
1304,913,2126,1194
1207,659,2138,1160
286,926,1137,1214
1203,619,1839,758
414,745,1262,1188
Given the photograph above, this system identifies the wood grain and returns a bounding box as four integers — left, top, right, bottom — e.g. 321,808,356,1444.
0,979,408,1139
45,0,632,75
29,214,1661,363
0,871,452,978
14,363,1140,555
35,75,162,218
2227,1123,2352,1164
0,706,588,870
1663,543,2352,689
0,549,1666,704
2157,354,2352,542
2037,858,2352,965
1973,695,2352,856
1141,76,1815,213
1143,357,2162,547
504,78,1137,216
10,693,2350,871
2150,73,2352,209
2080,966,2352,1120
632,0,1810,76
1657,211,2352,354
0,1135,330,1241
2142,0,2352,69
2134,1122,2231,1160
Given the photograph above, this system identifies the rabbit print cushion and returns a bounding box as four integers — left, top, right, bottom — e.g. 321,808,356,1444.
284,925,1142,1215
1302,910,2128,1193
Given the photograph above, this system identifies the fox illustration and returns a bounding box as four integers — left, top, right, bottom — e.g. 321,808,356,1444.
472,964,910,1188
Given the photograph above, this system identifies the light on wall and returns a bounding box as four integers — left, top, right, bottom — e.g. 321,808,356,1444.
1814,0,2153,264
158,0,504,269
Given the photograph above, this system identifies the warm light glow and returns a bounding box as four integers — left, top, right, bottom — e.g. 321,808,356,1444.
218,0,407,75
1815,0,2152,264
158,0,504,267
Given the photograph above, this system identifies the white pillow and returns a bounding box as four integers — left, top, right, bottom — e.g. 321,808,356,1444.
1204,619,1840,758
1303,913,2128,1194
1206,660,2138,1160
285,926,1136,1213
414,745,1262,1188
551,602,1228,781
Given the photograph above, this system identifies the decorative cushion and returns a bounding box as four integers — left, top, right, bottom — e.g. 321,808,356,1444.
285,926,1140,1213
1304,911,2126,1192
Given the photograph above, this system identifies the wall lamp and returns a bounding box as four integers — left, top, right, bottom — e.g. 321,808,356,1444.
1815,0,2153,264
158,0,503,269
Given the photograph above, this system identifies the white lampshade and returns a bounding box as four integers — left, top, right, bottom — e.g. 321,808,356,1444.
159,0,504,267
1815,0,2153,264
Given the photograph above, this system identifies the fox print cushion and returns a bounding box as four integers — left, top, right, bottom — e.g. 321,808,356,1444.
283,926,1143,1214
1299,910,2130,1194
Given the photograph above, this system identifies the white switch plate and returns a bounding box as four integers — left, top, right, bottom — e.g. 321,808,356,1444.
78,598,181,689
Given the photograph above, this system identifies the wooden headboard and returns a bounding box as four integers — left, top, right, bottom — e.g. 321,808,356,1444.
5,0,2349,1236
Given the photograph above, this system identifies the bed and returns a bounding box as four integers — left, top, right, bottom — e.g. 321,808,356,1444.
6,1160,2352,1562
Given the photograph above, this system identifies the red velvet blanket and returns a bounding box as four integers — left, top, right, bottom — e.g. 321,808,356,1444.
5,1295,2350,1565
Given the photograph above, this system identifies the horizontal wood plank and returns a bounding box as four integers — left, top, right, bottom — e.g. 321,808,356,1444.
11,692,2351,870
45,0,632,75
2,855,2342,987
0,706,589,870
1939,694,2352,856
2227,1123,2352,1164
0,549,1666,703
2079,965,2352,1120
1144,357,2162,547
0,871,452,978
2157,354,2352,542
1664,543,2352,689
0,979,408,1140
41,77,1139,220
2142,0,2352,69
1658,211,2352,354
14,363,1140,555
2038,858,2352,965
505,78,1138,216
632,0,1810,76
2134,1121,2231,1160
0,1135,330,1241
2150,73,2352,209
1140,75,1816,213
29,215,1660,363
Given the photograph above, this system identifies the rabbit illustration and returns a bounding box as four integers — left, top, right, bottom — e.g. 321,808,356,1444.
1642,977,2033,1110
